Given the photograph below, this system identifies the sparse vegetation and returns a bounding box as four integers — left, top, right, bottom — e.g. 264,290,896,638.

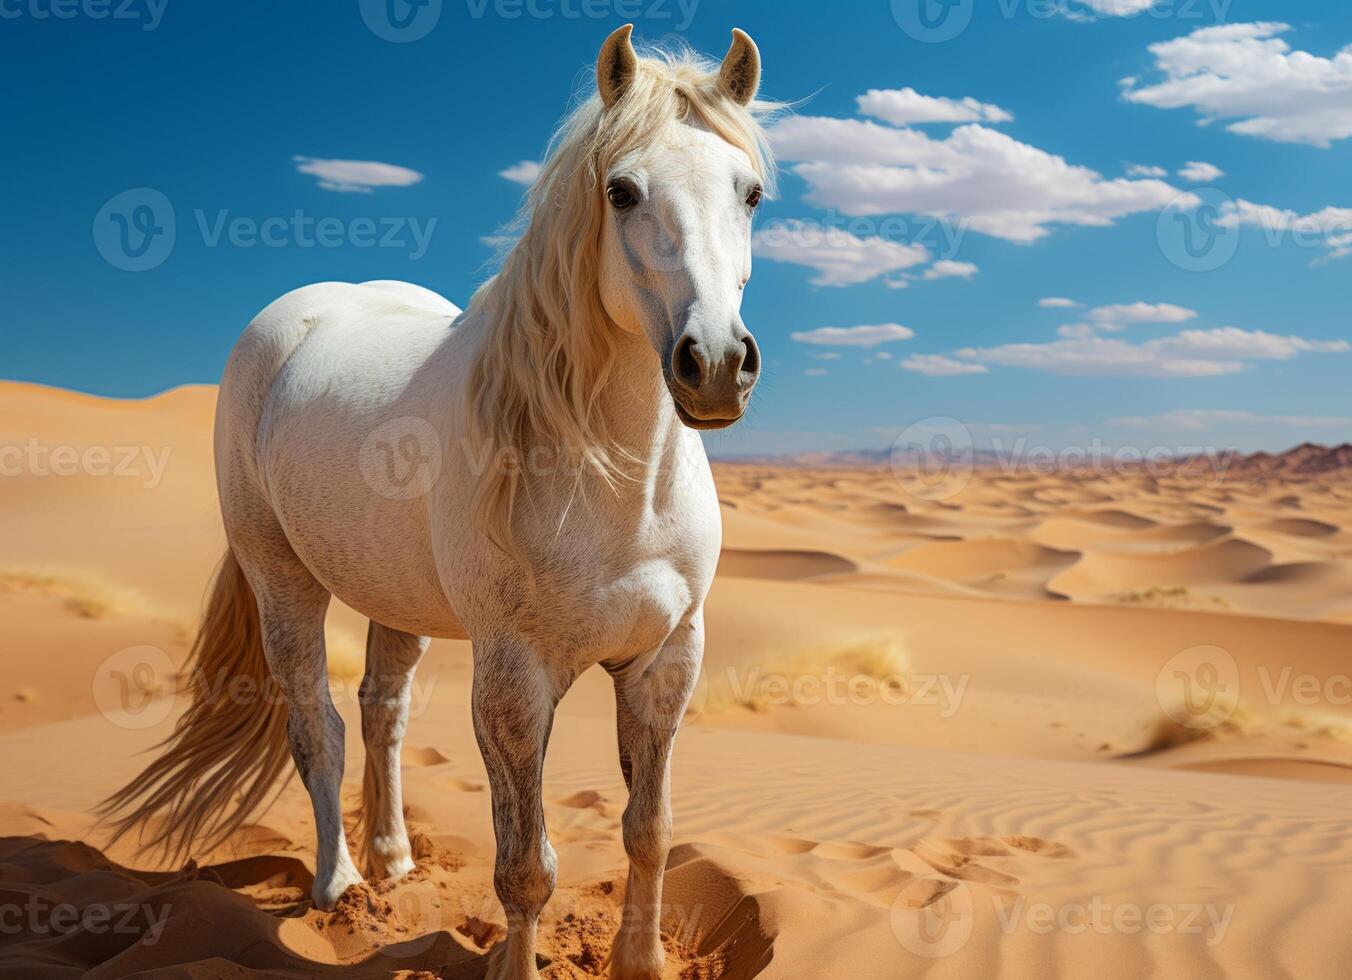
694,634,912,717
1110,585,1230,610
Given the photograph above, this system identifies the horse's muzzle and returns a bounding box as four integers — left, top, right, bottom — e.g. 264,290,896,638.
666,331,760,429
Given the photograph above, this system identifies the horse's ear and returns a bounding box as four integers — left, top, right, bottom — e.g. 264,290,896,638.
597,24,638,109
718,28,760,106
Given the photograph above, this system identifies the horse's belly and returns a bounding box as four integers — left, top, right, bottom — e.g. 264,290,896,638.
268,474,468,638
255,292,469,639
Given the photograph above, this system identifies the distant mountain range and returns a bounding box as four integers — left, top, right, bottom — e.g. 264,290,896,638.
1219,442,1352,478
715,442,1352,477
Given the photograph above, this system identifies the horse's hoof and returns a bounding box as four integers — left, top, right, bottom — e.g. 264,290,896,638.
377,853,416,879
311,866,366,910
368,838,417,880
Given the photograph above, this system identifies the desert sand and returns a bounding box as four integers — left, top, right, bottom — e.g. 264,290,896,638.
4,379,1352,977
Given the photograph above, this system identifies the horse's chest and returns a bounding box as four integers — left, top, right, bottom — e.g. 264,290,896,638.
589,558,696,656
523,520,715,664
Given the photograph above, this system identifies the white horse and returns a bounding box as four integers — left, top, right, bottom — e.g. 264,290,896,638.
102,25,772,980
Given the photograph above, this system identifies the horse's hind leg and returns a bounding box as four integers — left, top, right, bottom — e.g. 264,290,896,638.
232,519,363,909
607,615,703,980
472,637,569,980
359,622,428,878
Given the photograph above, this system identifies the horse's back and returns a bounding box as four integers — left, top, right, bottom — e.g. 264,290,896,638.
217,280,470,637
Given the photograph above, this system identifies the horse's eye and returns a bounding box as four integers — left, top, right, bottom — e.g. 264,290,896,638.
745,186,763,209
606,182,637,210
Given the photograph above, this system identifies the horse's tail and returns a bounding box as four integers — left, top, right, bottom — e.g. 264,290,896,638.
98,549,293,862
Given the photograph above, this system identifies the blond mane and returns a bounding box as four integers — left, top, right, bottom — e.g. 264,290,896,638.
463,43,777,555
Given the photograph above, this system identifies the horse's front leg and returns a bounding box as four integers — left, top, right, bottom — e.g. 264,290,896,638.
473,637,568,980
607,612,703,980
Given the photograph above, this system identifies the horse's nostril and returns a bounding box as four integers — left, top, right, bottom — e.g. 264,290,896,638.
740,336,760,378
673,335,703,388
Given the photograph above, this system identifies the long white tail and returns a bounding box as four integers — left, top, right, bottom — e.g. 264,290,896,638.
99,550,293,861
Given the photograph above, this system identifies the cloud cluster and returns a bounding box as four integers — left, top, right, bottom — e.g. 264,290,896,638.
1074,0,1159,14
498,160,541,186
1218,199,1352,263
293,156,424,193
751,219,929,286
1088,302,1198,328
1122,23,1352,147
769,104,1192,242
790,324,915,347
956,327,1348,378
901,354,989,377
1177,160,1224,182
857,88,1012,126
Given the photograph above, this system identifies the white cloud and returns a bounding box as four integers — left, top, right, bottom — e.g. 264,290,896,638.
791,323,916,347
1110,409,1352,431
770,114,1194,242
956,327,1349,378
293,156,424,193
1127,163,1168,177
498,160,541,186
1074,0,1159,14
902,354,989,376
752,219,929,286
813,351,843,360
1122,23,1352,147
1178,160,1224,182
1039,297,1082,308
1217,199,1352,263
1057,324,1097,339
804,368,830,376
1088,301,1198,328
922,259,979,281
858,88,1012,126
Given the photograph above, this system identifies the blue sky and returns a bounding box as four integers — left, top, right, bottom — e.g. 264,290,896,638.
3,0,1351,456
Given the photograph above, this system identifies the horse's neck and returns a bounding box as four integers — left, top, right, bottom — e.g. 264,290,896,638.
596,331,687,471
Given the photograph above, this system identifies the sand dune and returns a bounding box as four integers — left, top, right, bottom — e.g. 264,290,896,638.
5,381,1352,976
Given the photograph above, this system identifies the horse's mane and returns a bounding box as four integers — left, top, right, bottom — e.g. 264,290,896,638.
463,41,777,556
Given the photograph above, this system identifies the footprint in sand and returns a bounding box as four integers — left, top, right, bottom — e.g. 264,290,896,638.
908,835,1077,889
401,745,450,767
